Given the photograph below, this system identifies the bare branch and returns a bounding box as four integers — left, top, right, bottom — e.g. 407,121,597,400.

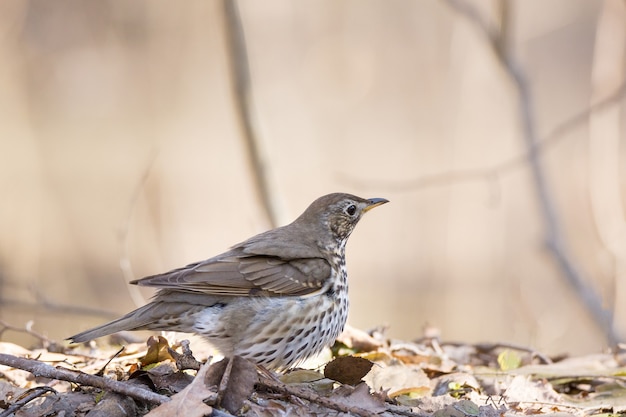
339,80,626,192
221,0,283,228
0,320,51,345
0,353,169,405
444,0,620,345
257,376,420,417
0,297,116,320
0,386,57,417
117,151,158,309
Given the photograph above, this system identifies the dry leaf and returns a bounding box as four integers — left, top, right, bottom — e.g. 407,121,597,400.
364,362,432,398
504,375,562,404
357,350,396,365
0,342,33,357
432,404,467,417
324,356,374,385
416,395,459,414
146,364,194,395
451,399,480,416
83,392,136,417
248,398,313,417
141,336,175,368
205,356,258,414
145,362,213,417
336,325,384,352
329,382,386,413
12,391,94,417
279,369,334,393
280,369,324,384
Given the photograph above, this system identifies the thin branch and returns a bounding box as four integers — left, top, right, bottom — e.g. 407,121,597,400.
117,151,158,309
444,0,619,345
0,298,116,320
0,353,169,405
221,0,282,228
258,376,414,417
0,320,51,345
481,342,552,365
339,40,626,191
0,386,57,417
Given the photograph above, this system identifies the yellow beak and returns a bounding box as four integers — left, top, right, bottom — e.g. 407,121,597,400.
363,197,389,212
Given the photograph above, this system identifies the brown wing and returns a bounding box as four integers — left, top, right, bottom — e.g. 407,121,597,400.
131,248,332,297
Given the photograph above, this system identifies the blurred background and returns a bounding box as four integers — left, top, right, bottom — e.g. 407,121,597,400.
0,0,624,356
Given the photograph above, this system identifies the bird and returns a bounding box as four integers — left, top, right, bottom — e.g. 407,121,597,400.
69,193,388,370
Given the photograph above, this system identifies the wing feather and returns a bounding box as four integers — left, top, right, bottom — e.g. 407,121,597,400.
131,246,332,297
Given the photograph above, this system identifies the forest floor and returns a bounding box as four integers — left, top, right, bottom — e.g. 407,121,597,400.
0,325,624,417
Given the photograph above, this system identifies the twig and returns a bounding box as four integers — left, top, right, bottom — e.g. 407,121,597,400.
472,342,552,364
216,354,235,405
221,0,283,228
259,376,373,416
0,353,169,405
339,79,626,192
0,297,117,320
95,346,125,377
443,0,619,345
212,408,238,417
118,151,158,309
385,403,432,417
0,386,57,417
343,0,626,194
499,2,618,346
0,320,66,353
0,320,47,342
258,377,383,417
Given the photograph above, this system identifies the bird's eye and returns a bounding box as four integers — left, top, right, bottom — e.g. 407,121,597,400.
346,204,357,216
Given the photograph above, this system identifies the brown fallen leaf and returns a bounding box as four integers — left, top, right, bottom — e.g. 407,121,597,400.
205,356,258,414
146,362,195,395
145,362,214,417
8,390,94,417
247,398,312,417
329,382,386,413
358,350,395,365
324,356,374,385
432,405,464,417
279,369,334,393
82,392,136,417
141,336,175,368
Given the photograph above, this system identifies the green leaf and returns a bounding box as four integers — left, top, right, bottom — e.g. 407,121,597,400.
497,349,522,371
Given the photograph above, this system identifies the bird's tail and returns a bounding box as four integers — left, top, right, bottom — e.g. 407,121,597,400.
68,302,165,343
68,291,219,343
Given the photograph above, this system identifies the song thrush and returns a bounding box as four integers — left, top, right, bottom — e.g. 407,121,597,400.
69,193,388,370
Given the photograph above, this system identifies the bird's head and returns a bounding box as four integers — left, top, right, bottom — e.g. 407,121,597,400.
297,193,388,250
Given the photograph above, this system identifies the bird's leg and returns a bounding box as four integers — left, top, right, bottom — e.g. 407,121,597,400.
255,362,280,382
